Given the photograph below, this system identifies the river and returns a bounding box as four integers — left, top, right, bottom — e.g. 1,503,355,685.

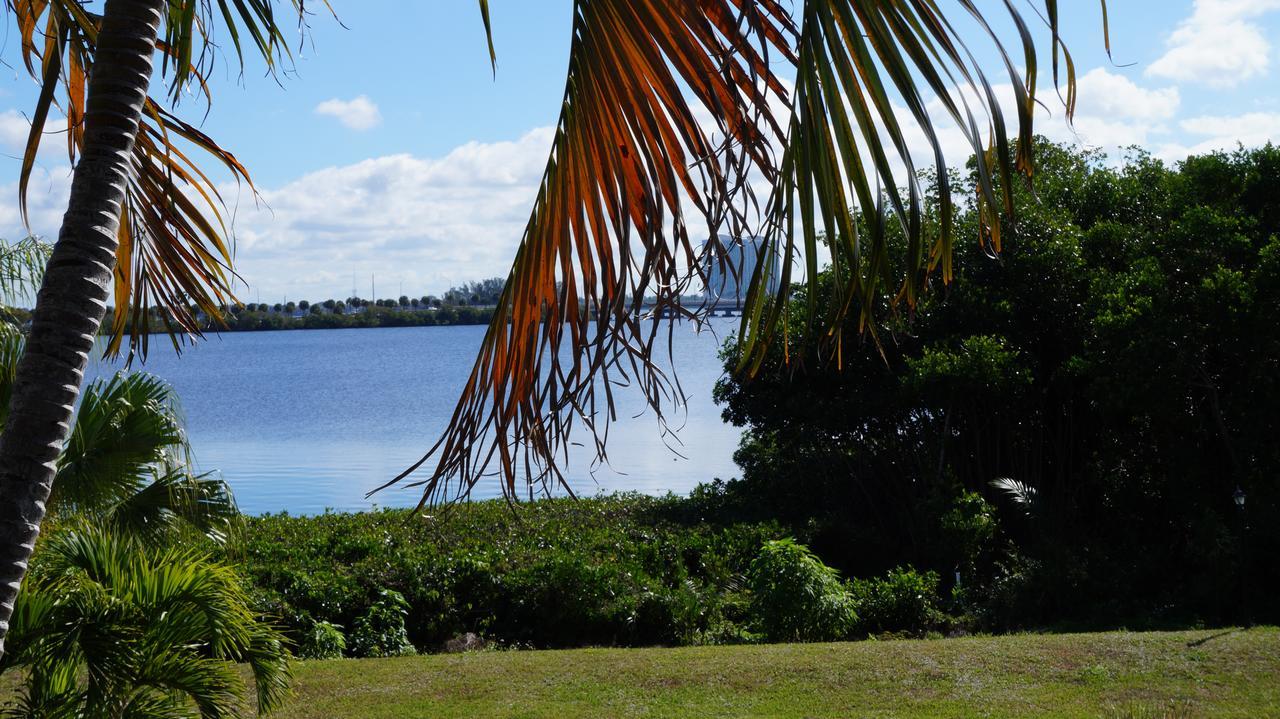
86,320,742,514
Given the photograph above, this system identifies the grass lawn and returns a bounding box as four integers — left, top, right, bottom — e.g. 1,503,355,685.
275,628,1279,718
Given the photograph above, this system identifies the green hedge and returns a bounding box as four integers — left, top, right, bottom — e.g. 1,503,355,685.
231,495,785,652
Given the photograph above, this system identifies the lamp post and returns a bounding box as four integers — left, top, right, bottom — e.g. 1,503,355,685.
1233,486,1249,628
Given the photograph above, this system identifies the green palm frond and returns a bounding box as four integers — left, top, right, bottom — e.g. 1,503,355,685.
3,527,290,717
105,466,240,546
0,237,51,311
53,372,187,515
8,0,333,359
381,0,795,504
737,1,1105,376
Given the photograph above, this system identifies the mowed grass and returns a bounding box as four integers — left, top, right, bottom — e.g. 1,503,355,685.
275,628,1279,718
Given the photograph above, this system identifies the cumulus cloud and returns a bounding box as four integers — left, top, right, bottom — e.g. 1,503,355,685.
1147,0,1280,88
0,110,30,150
219,127,555,300
314,95,383,131
1158,111,1280,158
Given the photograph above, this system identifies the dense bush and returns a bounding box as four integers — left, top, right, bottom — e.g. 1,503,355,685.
747,539,856,642
849,567,946,637
714,141,1280,629
350,589,416,658
298,621,347,660
232,495,784,653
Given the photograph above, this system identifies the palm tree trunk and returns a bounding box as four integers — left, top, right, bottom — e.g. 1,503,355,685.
0,0,166,657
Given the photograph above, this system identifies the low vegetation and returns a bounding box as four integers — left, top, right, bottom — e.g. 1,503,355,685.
271,628,1280,719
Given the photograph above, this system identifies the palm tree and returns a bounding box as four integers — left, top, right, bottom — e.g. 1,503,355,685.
388,1,1109,505
0,0,318,654
0,527,289,718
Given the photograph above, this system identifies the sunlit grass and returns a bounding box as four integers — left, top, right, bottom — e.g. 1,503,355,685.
273,628,1279,718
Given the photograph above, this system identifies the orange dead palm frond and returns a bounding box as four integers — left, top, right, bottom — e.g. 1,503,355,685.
381,0,796,504
10,0,327,359
395,0,1109,505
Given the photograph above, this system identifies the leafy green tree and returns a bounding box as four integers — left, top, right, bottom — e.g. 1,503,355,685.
715,141,1280,626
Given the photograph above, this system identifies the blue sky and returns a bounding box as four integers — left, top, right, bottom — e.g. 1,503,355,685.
2,0,1279,303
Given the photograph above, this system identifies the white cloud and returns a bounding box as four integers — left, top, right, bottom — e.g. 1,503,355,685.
1077,68,1182,122
0,110,30,150
314,95,383,131
0,164,72,241
1159,111,1280,158
1147,0,1280,88
219,127,555,299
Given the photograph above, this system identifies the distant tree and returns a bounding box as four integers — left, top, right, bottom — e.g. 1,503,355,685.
334,301,345,315
272,303,282,312
298,300,310,310
323,299,336,310
399,295,409,307
244,302,257,312
286,301,296,312
411,298,420,308
309,304,322,315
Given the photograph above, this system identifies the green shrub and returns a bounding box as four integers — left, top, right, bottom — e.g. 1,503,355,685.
747,538,856,642
233,496,785,652
350,589,416,658
298,620,347,660
850,566,945,637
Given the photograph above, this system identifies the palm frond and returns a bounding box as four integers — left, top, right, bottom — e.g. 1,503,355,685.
6,527,290,717
53,373,187,516
105,466,240,546
0,236,52,310
8,0,332,360
736,0,1104,375
398,0,1105,503
477,0,496,75
380,0,795,504
990,476,1038,517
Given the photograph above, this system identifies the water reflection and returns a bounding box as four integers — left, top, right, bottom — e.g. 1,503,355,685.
87,321,742,514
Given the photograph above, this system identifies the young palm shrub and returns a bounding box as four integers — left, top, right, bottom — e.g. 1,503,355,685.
0,298,284,715
0,323,239,548
51,371,239,546
748,538,856,643
0,527,289,718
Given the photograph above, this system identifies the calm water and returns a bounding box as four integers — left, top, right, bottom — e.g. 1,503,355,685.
85,321,742,514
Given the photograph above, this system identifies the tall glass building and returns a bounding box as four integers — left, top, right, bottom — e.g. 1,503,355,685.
703,235,780,303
